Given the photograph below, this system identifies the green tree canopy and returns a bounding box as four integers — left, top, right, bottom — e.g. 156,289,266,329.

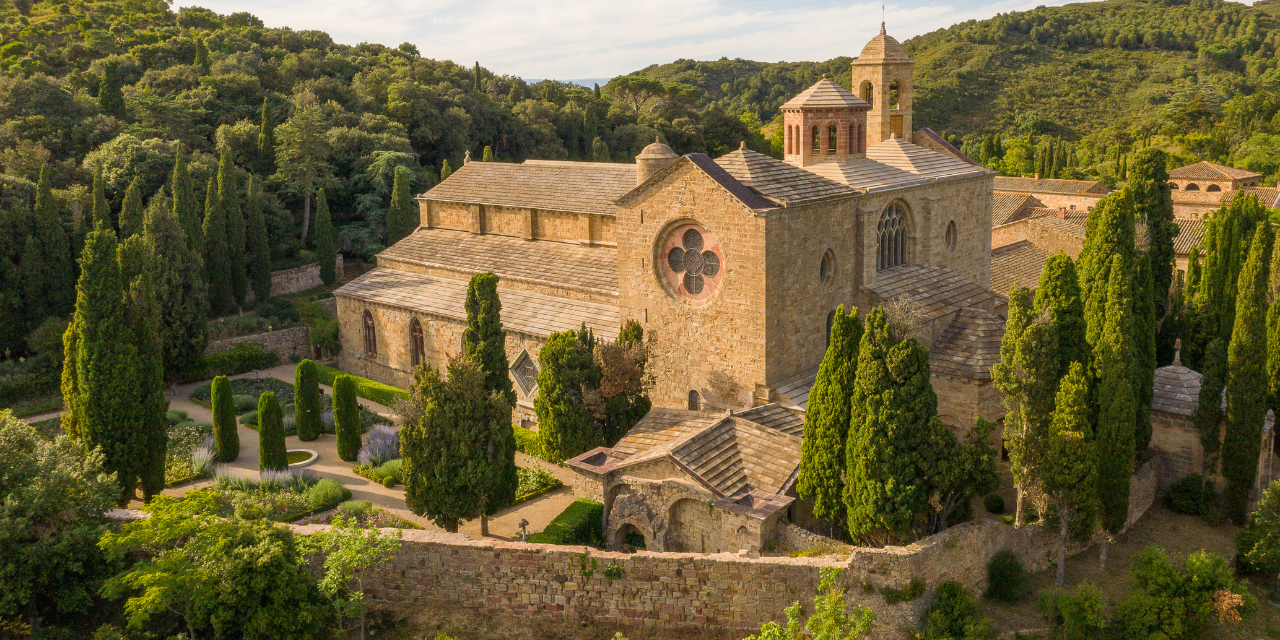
797,305,863,530
1223,226,1272,523
534,325,602,463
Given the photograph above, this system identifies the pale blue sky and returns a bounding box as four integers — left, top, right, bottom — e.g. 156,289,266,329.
189,0,1088,79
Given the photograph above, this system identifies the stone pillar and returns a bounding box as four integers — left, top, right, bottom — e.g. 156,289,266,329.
522,208,534,240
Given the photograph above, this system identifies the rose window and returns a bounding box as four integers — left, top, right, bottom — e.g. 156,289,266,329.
661,224,724,301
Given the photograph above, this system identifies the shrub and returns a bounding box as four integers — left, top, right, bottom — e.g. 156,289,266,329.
314,364,407,407
307,478,350,511
210,375,239,462
357,425,399,467
190,436,216,478
1115,546,1254,640
294,359,322,441
1038,583,1106,640
232,394,257,413
252,469,318,492
1168,474,1209,516
205,342,278,376
513,425,542,458
372,458,403,485
983,493,1005,514
880,577,925,604
516,463,561,499
334,374,361,462
165,409,188,425
986,550,1030,603
339,499,372,515
255,298,300,325
528,499,604,546
920,581,995,640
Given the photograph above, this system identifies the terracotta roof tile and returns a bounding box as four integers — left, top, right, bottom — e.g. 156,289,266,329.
929,308,1005,381
781,78,869,110
867,264,1000,322
994,176,1111,196
1168,161,1261,181
715,149,859,205
1226,187,1280,208
334,267,619,341
991,240,1050,296
421,160,636,216
1172,218,1206,256
992,192,1044,227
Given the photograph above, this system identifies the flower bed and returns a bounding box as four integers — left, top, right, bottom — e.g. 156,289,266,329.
514,463,562,505
190,377,293,407
165,421,214,485
294,499,423,529
207,471,350,522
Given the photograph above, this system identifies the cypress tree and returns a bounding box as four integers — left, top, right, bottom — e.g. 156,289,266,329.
1193,338,1227,477
202,177,232,315
797,305,863,531
1079,195,1135,349
1033,252,1087,375
34,167,74,316
1094,254,1136,568
97,59,125,118
245,175,272,304
294,359,322,442
143,196,208,382
464,272,515,405
440,159,453,182
1042,362,1097,587
91,164,109,228
21,235,46,328
118,176,144,238
844,308,942,541
255,98,276,176
312,188,336,284
535,326,602,463
1268,299,1280,423
211,375,239,462
1223,226,1272,523
118,233,168,502
592,137,611,163
257,391,287,471
334,374,361,462
1200,195,1268,341
473,61,481,91
402,356,515,532
171,146,201,249
1132,255,1157,453
1126,149,1177,310
386,165,416,246
1186,248,1202,294
194,38,209,70
219,147,247,309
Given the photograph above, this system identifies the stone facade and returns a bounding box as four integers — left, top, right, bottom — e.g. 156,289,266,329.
206,325,311,361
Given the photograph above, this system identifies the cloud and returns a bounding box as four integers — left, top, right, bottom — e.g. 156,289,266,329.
184,0,1076,78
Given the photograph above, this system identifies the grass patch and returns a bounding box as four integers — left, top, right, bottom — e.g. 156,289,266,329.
314,365,407,407
286,450,313,464
880,576,926,604
528,499,603,547
3,392,62,418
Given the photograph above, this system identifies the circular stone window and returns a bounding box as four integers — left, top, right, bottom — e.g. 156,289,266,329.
661,223,724,302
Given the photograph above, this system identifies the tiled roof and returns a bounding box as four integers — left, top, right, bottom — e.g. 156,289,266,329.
929,308,1005,381
671,417,800,498
1227,187,1280,208
736,404,805,437
774,372,817,410
1168,161,1261,181
1028,211,1088,239
421,160,636,216
1172,218,1206,256
1152,364,1202,417
916,128,979,166
781,78,869,110
865,137,990,182
994,176,1110,196
378,228,618,296
992,192,1044,227
991,240,1051,295
616,153,778,211
803,156,929,192
334,267,620,341
715,149,859,205
867,264,1000,322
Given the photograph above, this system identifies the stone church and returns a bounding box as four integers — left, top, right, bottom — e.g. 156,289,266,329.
335,27,1004,551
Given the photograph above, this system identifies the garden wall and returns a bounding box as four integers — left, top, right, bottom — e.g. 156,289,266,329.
247,257,344,303
293,456,1161,639
206,326,311,361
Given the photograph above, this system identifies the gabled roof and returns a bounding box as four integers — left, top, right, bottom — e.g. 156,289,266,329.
865,137,990,182
714,148,859,206
735,404,805,437
992,192,1045,227
994,176,1111,196
421,159,637,216
867,264,1000,323
781,78,869,110
991,240,1051,295
615,153,779,211
915,128,979,166
929,308,1005,381
1168,161,1261,181
335,267,620,341
1152,364,1202,417
773,371,816,410
1172,218,1206,256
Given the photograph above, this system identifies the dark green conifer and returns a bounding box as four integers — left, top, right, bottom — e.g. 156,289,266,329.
535,326,602,463
34,166,74,316
797,305,863,531
1126,149,1177,311
119,176,144,238
313,188,336,284
334,374,360,462
1132,254,1157,452
91,164,109,228
211,375,239,462
440,159,453,182
1194,338,1227,477
386,165,416,246
97,59,125,118
202,177,232,315
245,175,271,304
171,146,202,249
1268,299,1280,423
194,38,209,70
464,272,515,405
257,391,287,471
218,147,247,308
143,196,208,382
1042,361,1098,587
1079,195,1135,349
294,359,322,442
118,233,168,502
1223,226,1272,523
21,235,46,327
255,98,276,176
1094,254,1136,566
1033,252,1087,374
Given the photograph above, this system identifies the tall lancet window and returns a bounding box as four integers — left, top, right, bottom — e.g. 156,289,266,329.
877,204,906,270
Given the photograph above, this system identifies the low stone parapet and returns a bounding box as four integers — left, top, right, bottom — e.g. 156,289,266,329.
206,325,311,361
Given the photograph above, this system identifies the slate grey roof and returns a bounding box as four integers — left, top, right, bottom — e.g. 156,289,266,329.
994,176,1111,196
378,228,618,297
991,240,1051,295
916,128,979,166
868,265,1000,322
929,308,1005,381
335,267,620,341
736,404,806,437
615,153,778,211
992,192,1044,227
865,137,990,182
421,160,637,216
1169,161,1261,181
803,156,928,192
781,78,869,110
774,372,817,410
715,148,860,206
1152,364,1202,417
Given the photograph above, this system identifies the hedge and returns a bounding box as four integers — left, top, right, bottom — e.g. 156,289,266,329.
315,364,407,407
528,499,603,546
513,425,542,458
205,342,278,377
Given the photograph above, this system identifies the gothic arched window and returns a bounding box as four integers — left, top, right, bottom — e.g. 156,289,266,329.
877,204,907,271
410,318,424,367
945,220,957,252
363,311,377,357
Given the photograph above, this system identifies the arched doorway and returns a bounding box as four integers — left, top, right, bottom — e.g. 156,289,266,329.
614,523,646,551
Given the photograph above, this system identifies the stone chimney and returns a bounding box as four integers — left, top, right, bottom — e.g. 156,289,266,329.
635,137,678,185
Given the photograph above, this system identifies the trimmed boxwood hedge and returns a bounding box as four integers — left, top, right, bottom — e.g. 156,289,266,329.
513,425,542,458
315,364,407,407
528,499,603,546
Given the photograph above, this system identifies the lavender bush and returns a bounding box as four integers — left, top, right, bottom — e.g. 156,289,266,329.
357,424,399,466
320,409,335,431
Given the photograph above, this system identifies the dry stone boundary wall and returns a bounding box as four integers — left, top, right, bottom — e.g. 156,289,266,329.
247,257,344,304
206,326,311,361
292,456,1159,639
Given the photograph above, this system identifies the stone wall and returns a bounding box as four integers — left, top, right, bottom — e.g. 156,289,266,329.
249,258,343,304
206,325,311,361
419,199,616,247
932,373,1003,430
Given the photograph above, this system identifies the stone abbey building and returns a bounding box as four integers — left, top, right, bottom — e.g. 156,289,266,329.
335,27,1004,551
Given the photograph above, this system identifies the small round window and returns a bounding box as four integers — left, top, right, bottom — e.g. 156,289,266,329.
661,223,724,302
819,249,835,284
945,220,957,252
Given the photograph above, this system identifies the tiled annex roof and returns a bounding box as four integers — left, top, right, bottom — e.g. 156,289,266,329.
1169,161,1261,181
378,228,618,297
1227,187,1280,208
1173,218,1206,256
865,137,990,182
992,192,1045,226
335,267,620,341
929,308,1004,381
867,264,1000,322
781,78,869,110
421,160,637,216
774,372,816,410
616,153,778,211
994,176,1110,196
736,404,805,437
715,148,860,205
916,127,979,166
1152,364,1202,416
990,240,1051,295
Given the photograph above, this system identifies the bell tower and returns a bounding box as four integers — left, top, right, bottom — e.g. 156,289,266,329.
780,76,870,167
851,22,913,145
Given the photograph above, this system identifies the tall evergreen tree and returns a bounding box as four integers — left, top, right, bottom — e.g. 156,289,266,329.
219,147,247,309
257,391,287,471
1199,194,1268,341
591,137,611,163
798,305,863,531
535,326,602,463
272,103,331,243
244,175,272,304
401,356,516,533
91,164,109,228
97,59,125,118
464,272,515,405
1126,149,1178,306
1042,362,1097,587
21,236,46,328
1223,226,1272,523
313,188,336,285
1193,338,1228,478
1186,247,1202,294
202,177,232,315
1132,254,1157,453
33,166,74,316
334,374,361,462
255,98,275,176
1268,299,1280,424
170,146,201,249
194,37,209,69
1033,253,1087,376
1079,195,1135,349
142,196,208,382
1094,254,1137,568
386,165,416,245
118,233,168,502
294,359,322,442
118,176,144,238
210,375,239,462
